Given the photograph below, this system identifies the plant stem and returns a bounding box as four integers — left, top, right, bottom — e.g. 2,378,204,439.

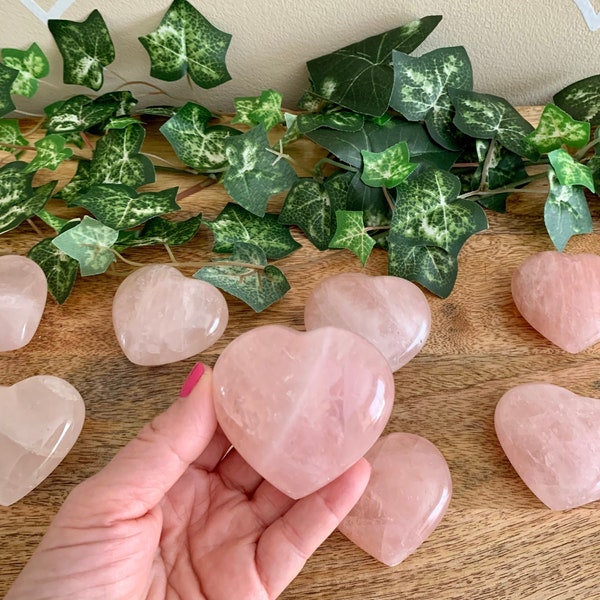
80,131,95,152
478,138,497,192
575,137,600,160
459,171,549,200
164,243,177,263
313,157,358,178
365,225,391,233
27,218,44,237
382,187,396,212
176,177,217,202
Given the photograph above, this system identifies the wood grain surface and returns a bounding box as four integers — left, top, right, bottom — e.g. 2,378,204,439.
2,107,600,599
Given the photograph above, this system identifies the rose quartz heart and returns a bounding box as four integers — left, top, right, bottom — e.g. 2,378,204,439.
495,383,600,510
212,325,395,499
0,375,85,506
304,273,431,371
0,255,47,352
113,265,228,366
338,432,452,566
511,251,600,353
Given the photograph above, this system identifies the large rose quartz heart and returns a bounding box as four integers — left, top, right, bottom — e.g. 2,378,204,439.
338,432,452,566
0,255,47,352
304,273,431,371
113,265,228,366
0,375,85,506
495,383,600,510
511,251,600,353
212,325,395,499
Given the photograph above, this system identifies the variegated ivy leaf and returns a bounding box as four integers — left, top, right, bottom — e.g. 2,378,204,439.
388,238,458,298
195,242,290,312
279,172,351,250
449,89,537,159
306,16,442,116
0,63,18,117
0,119,28,154
392,167,488,255
0,162,55,233
361,141,417,188
52,215,118,276
28,237,79,304
544,169,592,252
328,210,375,266
159,102,240,172
132,214,202,246
548,148,595,192
554,74,600,125
105,117,142,130
74,184,179,230
390,46,471,150
23,134,73,173
526,103,590,153
35,208,73,234
223,125,297,217
295,112,365,134
48,10,115,91
207,202,300,259
57,159,91,203
94,91,138,119
347,171,391,227
139,0,231,89
45,95,117,134
1,43,49,98
232,89,283,131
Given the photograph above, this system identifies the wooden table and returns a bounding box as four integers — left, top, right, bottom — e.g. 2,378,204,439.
2,108,600,599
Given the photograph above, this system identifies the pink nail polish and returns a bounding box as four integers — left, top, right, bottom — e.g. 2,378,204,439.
179,362,206,397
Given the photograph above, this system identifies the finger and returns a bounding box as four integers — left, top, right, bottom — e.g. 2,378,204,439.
255,459,371,599
250,480,295,526
216,449,264,496
70,364,217,522
191,425,231,472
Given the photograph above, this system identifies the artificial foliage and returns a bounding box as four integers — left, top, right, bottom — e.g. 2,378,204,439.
1,2,600,310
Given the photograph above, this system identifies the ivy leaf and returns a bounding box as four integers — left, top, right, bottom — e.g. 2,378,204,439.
296,112,365,134
548,148,595,192
45,95,117,134
328,210,375,266
57,159,91,203
232,89,283,131
207,202,300,259
195,242,290,312
52,215,118,276
23,134,73,173
0,119,28,154
223,125,297,217
392,167,488,254
279,172,350,250
1,43,49,98
105,117,142,130
526,103,590,153
347,171,391,226
390,46,472,150
306,16,442,116
449,89,537,159
139,0,232,89
0,163,55,233
28,237,78,304
135,214,202,246
0,63,18,117
554,74,600,125
49,10,115,91
544,169,592,252
74,184,179,230
388,239,458,298
361,141,417,188
35,208,73,234
160,102,240,171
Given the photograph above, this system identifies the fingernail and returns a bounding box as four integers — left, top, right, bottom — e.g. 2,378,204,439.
179,362,206,397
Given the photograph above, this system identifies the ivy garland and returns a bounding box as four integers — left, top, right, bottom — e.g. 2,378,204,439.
1,1,599,310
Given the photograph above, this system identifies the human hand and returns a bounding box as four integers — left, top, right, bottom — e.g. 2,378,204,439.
6,364,370,600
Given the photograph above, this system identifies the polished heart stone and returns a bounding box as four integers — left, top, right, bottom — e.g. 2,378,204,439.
0,375,85,506
511,251,600,353
495,383,600,510
0,255,47,352
113,265,228,366
212,325,395,499
338,432,452,566
304,273,431,371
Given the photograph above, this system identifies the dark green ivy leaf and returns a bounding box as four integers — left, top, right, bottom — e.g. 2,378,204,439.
44,95,117,134
195,242,290,312
136,214,202,246
49,10,115,91
295,112,365,134
0,63,18,117
306,16,442,116
23,134,73,173
139,0,232,89
0,118,28,154
1,42,49,98
554,74,600,125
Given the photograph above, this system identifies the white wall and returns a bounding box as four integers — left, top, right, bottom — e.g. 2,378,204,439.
3,0,599,113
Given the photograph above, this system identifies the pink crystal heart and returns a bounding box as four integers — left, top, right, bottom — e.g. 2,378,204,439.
511,251,600,353
495,383,600,510
0,255,47,352
338,432,452,566
113,265,229,366
304,273,431,371
0,375,85,506
212,325,395,499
